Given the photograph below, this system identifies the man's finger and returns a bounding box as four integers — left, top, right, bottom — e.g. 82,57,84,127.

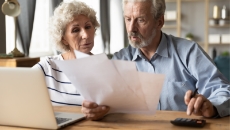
187,98,196,115
184,90,193,105
193,95,205,114
201,101,209,112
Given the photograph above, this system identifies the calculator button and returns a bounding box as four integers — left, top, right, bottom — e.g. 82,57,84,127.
181,118,186,121
197,121,202,124
175,118,181,121
186,119,192,122
191,119,197,123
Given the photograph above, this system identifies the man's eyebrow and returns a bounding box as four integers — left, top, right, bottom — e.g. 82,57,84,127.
137,15,145,18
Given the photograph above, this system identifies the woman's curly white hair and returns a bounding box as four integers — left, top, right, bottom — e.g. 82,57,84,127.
49,1,100,52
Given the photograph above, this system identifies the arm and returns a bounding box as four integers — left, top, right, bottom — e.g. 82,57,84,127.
183,43,230,118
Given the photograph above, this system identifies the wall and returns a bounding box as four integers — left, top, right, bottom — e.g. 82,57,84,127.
164,1,230,59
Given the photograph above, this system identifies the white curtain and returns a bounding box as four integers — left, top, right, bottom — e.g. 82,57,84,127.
109,0,125,54
29,0,52,57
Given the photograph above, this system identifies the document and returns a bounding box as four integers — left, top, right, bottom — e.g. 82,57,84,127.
54,51,165,114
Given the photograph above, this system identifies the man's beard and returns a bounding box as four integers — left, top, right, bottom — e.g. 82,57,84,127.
128,29,156,48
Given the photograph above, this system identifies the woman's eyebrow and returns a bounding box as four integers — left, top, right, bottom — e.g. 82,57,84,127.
85,21,91,24
71,23,79,27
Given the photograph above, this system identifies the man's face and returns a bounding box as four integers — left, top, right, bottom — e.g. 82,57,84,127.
124,1,157,48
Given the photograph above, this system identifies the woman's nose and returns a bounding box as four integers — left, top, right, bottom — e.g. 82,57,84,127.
81,29,89,39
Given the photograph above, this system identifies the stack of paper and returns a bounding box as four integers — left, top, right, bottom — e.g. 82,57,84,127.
54,51,165,114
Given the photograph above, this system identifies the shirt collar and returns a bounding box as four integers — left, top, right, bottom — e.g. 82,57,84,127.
131,32,169,61
156,33,169,58
132,49,144,61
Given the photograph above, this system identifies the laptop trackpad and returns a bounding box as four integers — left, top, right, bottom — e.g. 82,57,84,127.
54,112,85,126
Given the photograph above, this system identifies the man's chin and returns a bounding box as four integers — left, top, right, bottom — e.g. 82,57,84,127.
130,42,142,49
130,41,151,49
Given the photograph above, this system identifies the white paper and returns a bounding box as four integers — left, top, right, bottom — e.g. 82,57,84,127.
54,51,165,114
74,50,90,59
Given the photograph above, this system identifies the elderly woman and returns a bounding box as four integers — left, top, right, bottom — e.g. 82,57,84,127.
33,1,109,120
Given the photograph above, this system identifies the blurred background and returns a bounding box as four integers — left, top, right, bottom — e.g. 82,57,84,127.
0,0,229,79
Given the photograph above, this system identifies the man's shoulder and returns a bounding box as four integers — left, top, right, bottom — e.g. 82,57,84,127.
165,33,199,51
166,34,196,46
112,45,136,61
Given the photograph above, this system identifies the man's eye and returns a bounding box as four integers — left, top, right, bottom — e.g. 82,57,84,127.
138,19,144,23
126,18,131,22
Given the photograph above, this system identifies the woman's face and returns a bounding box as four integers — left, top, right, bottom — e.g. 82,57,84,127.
62,14,95,54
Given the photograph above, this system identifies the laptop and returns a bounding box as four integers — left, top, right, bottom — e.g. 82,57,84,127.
0,67,85,129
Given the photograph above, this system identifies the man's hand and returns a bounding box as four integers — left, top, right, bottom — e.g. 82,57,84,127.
81,100,110,121
184,90,217,118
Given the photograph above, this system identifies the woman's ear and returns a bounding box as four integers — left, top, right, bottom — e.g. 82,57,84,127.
62,37,68,46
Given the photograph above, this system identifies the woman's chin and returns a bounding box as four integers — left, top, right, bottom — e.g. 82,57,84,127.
79,48,92,54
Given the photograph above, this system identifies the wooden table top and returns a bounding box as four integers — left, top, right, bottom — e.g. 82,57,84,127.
1,106,229,130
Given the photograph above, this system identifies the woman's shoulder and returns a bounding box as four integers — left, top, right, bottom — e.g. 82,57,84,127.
32,54,63,69
46,54,63,61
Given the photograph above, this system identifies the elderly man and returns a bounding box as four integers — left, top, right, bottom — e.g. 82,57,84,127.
82,0,230,120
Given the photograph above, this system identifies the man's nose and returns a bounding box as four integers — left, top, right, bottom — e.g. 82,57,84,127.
128,21,137,33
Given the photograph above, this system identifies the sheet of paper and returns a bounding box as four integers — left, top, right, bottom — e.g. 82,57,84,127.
111,60,147,105
54,54,148,113
74,50,90,59
54,53,165,114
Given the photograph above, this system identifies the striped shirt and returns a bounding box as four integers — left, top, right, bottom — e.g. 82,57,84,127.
33,54,83,106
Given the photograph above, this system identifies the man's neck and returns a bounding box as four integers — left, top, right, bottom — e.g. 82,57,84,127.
140,32,162,60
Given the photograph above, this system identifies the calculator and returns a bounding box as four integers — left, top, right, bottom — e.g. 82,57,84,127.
170,118,206,127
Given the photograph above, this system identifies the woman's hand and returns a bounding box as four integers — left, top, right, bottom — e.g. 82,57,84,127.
81,100,110,121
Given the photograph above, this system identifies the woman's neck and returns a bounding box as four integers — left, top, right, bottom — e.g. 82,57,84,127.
62,51,76,60
62,51,93,60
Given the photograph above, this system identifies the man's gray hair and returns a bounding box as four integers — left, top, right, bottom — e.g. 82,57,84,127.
49,1,100,52
122,0,166,20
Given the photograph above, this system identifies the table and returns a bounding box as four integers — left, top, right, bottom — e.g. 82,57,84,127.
0,57,40,67
0,106,229,130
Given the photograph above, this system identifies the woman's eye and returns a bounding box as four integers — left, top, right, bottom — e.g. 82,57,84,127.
72,28,80,33
85,26,91,29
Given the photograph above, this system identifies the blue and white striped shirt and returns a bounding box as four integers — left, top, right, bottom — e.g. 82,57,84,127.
33,55,83,106
113,32,230,117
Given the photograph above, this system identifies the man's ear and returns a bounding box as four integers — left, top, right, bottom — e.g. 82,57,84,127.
157,15,164,29
62,37,68,46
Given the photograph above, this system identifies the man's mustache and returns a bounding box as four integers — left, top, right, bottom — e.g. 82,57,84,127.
128,32,142,39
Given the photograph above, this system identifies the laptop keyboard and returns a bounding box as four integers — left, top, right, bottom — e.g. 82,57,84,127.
56,117,72,124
